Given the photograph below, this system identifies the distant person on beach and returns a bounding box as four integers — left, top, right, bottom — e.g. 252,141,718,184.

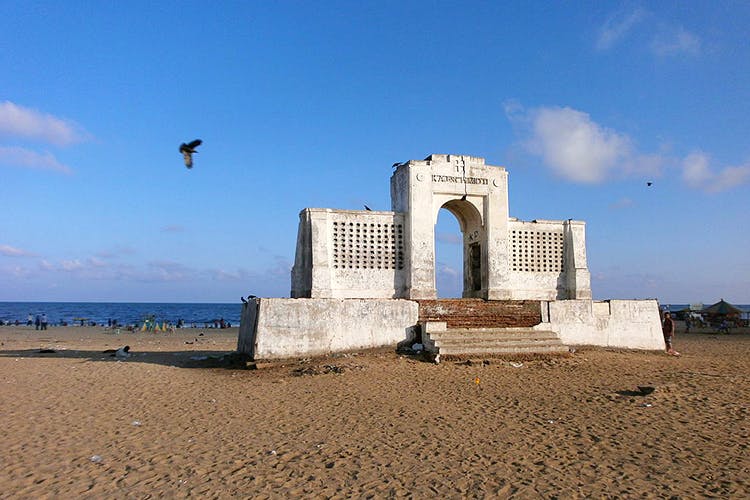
684,317,691,333
35,314,41,330
27,313,33,326
718,319,730,334
41,314,48,330
662,312,679,356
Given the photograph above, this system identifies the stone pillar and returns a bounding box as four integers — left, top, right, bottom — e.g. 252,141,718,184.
291,208,336,298
483,168,511,300
392,162,437,299
563,220,592,299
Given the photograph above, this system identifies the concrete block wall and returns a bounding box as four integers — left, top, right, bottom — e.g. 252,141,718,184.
237,298,419,360
538,299,664,350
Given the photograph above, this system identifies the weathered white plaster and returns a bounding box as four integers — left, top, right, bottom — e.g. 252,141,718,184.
237,298,419,360
243,154,660,359
291,154,591,301
537,299,664,350
291,209,407,298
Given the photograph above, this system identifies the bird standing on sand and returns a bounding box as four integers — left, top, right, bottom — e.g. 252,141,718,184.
179,139,202,169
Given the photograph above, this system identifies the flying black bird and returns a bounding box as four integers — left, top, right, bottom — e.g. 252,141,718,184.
179,139,202,169
364,205,372,211
647,181,653,187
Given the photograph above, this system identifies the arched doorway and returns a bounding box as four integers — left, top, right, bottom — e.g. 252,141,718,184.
434,208,462,297
434,198,485,298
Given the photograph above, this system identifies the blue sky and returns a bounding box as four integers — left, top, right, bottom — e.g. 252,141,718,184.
1,1,748,304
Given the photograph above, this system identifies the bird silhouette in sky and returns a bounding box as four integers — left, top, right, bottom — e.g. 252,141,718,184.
179,139,202,169
647,181,653,187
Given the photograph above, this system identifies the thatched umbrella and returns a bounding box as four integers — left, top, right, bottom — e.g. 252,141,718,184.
703,299,742,317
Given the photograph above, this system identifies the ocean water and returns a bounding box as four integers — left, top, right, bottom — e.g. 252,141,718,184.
1,301,746,328
665,304,750,315
0,302,242,327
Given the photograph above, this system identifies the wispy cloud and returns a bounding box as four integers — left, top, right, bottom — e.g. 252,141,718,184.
609,197,634,210
436,232,462,245
60,259,84,271
682,152,750,193
0,244,36,257
95,246,137,259
0,145,72,174
596,8,646,51
0,101,89,146
147,260,192,282
596,9,701,58
651,26,701,56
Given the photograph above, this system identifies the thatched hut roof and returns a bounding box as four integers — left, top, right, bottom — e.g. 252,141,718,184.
702,299,742,316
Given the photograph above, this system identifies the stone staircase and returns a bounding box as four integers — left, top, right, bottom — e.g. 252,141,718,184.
415,299,568,358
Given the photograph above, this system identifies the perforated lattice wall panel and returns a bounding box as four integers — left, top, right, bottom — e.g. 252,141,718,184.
510,229,564,272
332,221,405,270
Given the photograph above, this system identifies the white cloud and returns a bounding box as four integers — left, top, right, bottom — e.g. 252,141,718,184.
682,152,750,192
506,103,667,184
682,152,712,187
528,107,633,183
0,101,88,146
0,145,73,174
596,8,646,50
651,26,701,56
0,244,36,257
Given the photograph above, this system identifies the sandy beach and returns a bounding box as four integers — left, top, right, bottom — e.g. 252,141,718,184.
0,325,748,498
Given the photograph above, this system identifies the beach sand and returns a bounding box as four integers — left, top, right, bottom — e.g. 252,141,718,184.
1,325,748,498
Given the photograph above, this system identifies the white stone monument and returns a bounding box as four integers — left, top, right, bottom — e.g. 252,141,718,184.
240,154,663,360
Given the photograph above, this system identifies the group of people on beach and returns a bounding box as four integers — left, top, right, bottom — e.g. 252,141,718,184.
27,313,48,330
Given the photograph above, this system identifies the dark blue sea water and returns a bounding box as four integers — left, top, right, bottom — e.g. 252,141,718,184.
1,301,746,328
0,302,241,327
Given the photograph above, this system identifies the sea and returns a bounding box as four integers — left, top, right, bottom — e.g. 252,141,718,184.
1,301,747,328
664,304,750,315
0,302,242,328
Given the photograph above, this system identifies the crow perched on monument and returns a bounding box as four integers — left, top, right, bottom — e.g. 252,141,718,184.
179,139,202,169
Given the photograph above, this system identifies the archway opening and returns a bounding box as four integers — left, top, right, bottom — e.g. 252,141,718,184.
434,207,463,298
